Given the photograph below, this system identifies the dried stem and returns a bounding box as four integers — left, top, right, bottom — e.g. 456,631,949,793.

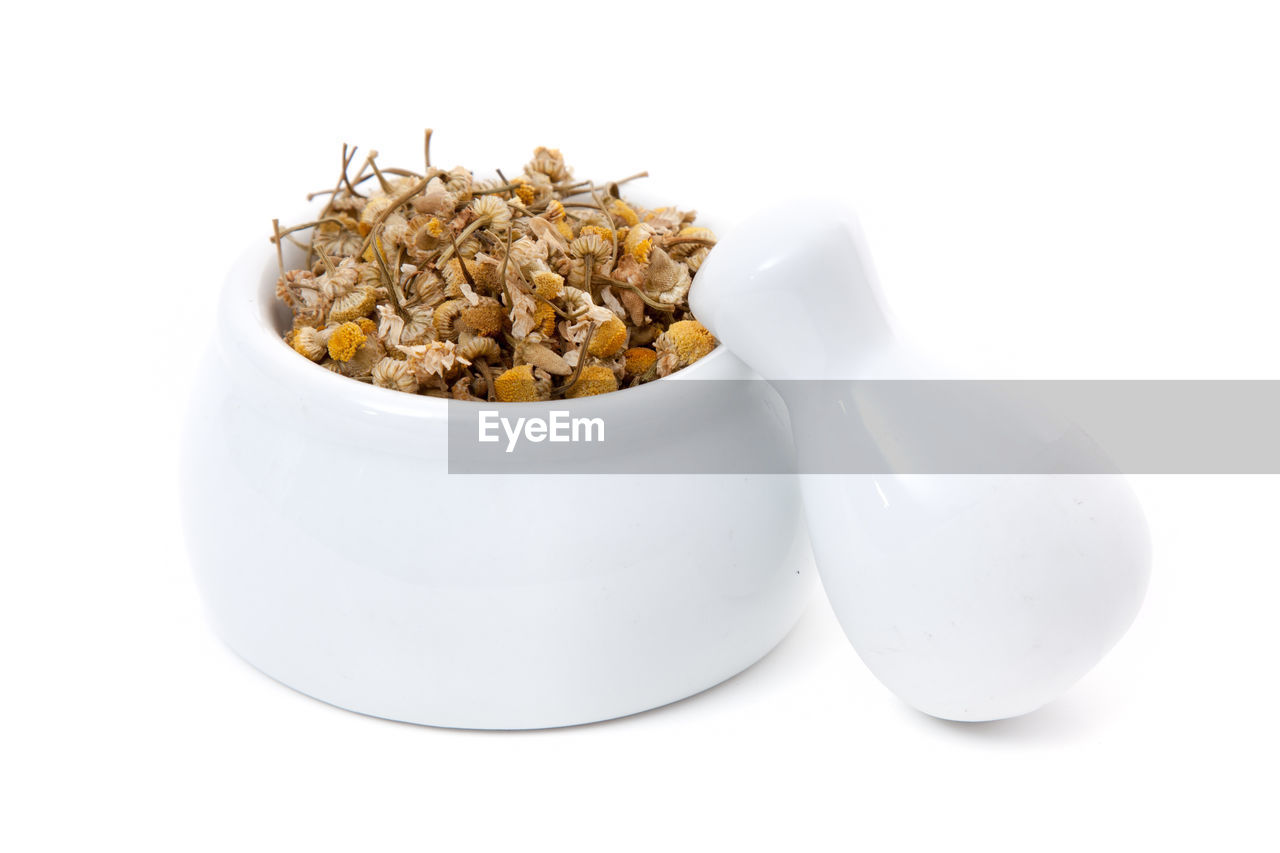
371,240,405,316
475,358,496,402
271,218,347,240
339,143,361,198
612,170,648,186
530,288,577,320
368,152,393,194
312,145,361,267
357,177,430,257
499,219,513,298
558,172,647,199
423,128,433,173
474,181,525,196
314,245,336,275
449,231,476,288
591,185,619,268
307,170,380,201
596,276,672,311
437,212,499,266
272,219,286,284
553,321,597,398
320,145,359,218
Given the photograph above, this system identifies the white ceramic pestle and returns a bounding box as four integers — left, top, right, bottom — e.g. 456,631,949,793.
690,200,1151,721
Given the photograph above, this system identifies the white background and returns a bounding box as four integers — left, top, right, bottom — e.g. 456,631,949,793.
3,1,1278,850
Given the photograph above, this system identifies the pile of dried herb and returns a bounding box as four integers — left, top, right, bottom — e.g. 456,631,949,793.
272,132,719,401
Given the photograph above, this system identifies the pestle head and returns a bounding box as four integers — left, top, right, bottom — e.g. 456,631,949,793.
690,198,894,380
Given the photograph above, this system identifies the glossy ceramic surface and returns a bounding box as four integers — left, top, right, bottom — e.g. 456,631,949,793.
692,199,1152,721
182,231,812,729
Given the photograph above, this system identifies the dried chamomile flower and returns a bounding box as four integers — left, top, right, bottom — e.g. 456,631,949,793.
451,376,486,401
442,257,481,303
330,193,366,215
374,303,430,355
579,224,615,245
623,347,658,377
629,321,663,347
381,212,410,249
276,269,315,308
505,235,548,275
643,206,690,233
588,314,628,358
408,267,446,307
460,300,506,337
525,146,571,183
470,195,513,227
511,174,553,207
375,303,406,348
526,216,568,252
372,357,419,393
564,365,618,398
512,180,537,206
624,223,655,263
468,255,505,296
669,226,717,272
288,321,365,363
457,331,502,363
316,257,362,300
290,325,333,361
569,233,611,263
472,177,507,195
314,216,363,257
599,285,628,319
533,301,557,336
644,246,692,306
531,270,565,300
405,215,449,261
544,198,567,221
442,166,474,201
338,334,385,378
559,287,616,343
278,270,328,328
437,195,513,267
398,339,470,381
608,199,640,227
412,177,458,216
402,305,435,345
326,321,368,362
494,364,542,402
571,207,613,231
610,254,647,291
567,233,613,287
655,320,717,377
359,195,396,232
508,286,541,339
432,298,468,341
328,284,379,323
